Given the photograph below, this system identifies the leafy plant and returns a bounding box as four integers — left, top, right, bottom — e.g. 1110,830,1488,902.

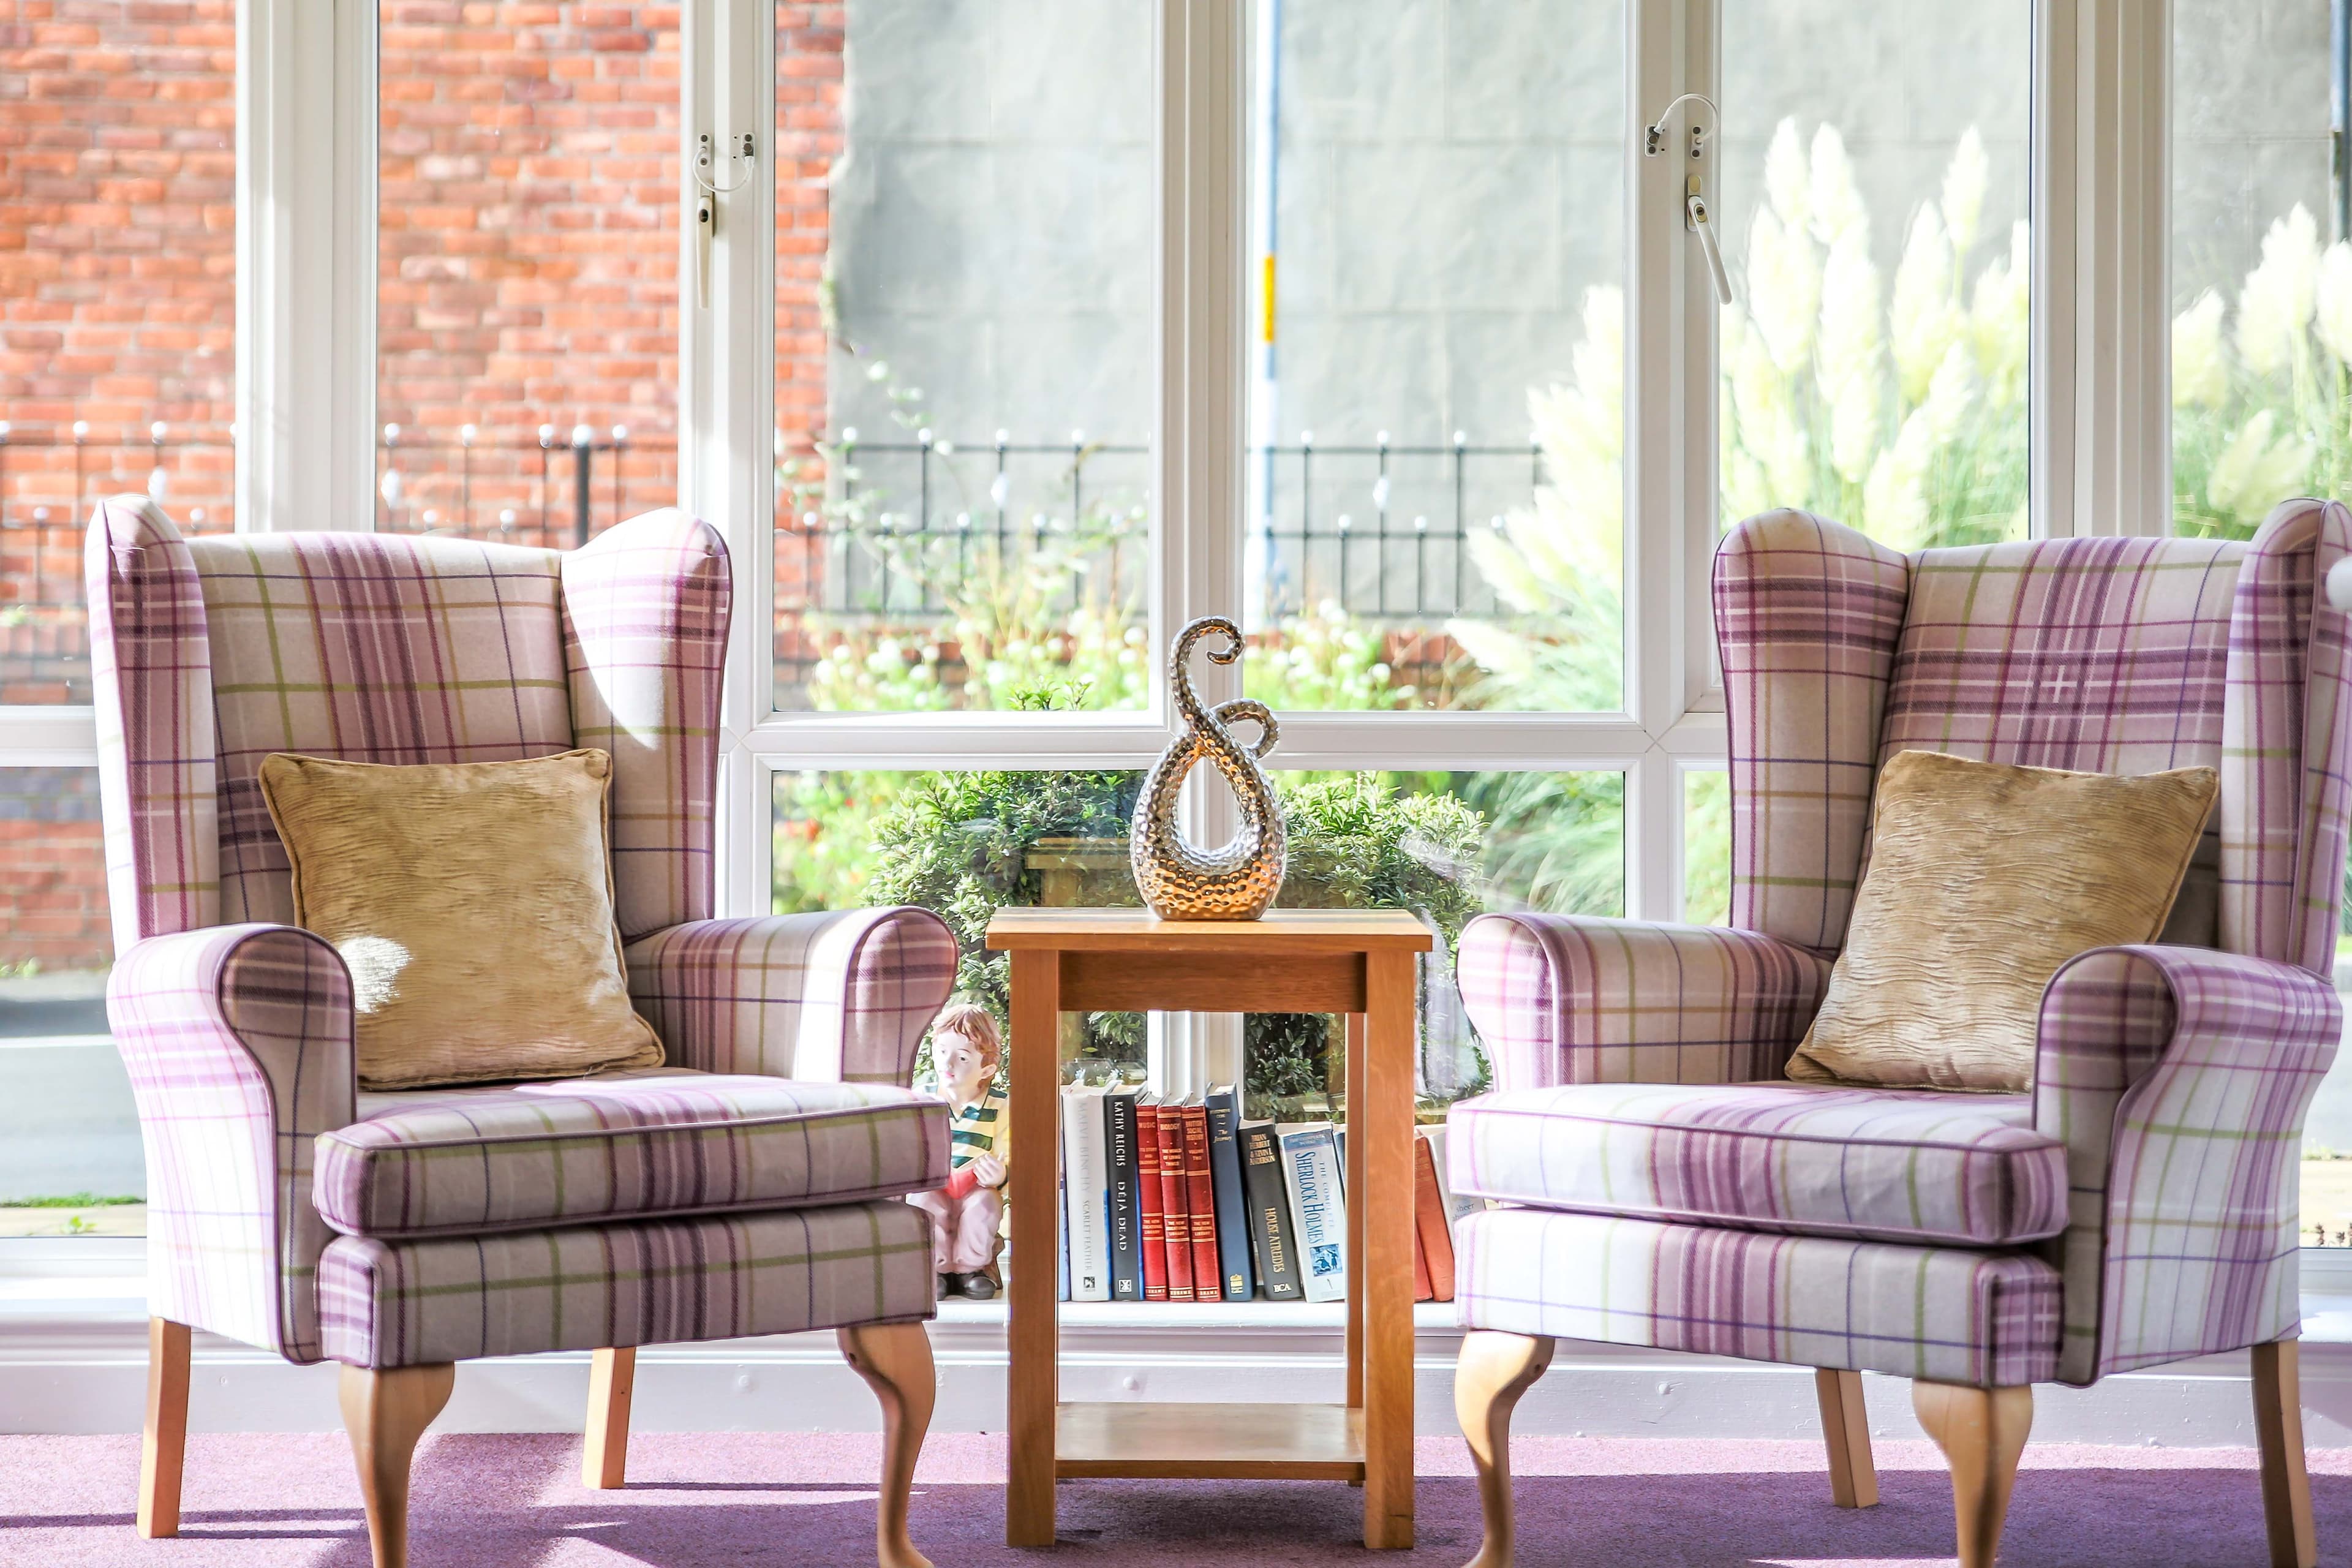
2172,202,2352,538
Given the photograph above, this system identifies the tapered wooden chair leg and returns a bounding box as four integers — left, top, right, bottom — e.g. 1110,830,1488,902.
339,1362,456,1568
137,1317,191,1538
582,1347,636,1489
1814,1367,1879,1508
839,1323,936,1568
1454,1330,1556,1568
2253,1340,2318,1568
1913,1380,2032,1568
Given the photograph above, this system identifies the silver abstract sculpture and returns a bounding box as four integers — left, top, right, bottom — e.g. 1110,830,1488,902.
1131,616,1287,921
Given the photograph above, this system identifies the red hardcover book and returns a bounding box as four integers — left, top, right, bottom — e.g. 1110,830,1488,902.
1412,1131,1455,1303
1156,1103,1195,1301
1179,1103,1220,1300
1136,1103,1169,1302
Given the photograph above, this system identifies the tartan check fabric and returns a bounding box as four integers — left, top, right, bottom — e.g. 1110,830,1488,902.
1714,508,1910,957
316,1200,937,1370
1448,1082,2066,1248
1454,914,1830,1089
315,1071,949,1240
86,496,221,949
183,529,578,932
1452,1205,2062,1389
2037,944,2340,1383
88,503,959,1371
625,910,960,1085
560,509,729,941
105,923,354,1363
1456,499,2352,1392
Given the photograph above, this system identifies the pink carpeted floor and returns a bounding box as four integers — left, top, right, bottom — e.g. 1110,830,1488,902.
2,1431,2346,1566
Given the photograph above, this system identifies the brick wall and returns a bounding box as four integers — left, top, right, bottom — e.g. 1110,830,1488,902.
0,4,846,968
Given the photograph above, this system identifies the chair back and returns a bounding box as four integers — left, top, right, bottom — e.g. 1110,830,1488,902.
85,498,730,951
1715,501,2352,973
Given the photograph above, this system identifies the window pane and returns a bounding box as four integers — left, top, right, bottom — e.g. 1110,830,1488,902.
1241,1,1627,713
0,769,141,1235
2171,0,2339,538
1682,766,1730,927
1718,1,2031,548
376,6,679,547
774,4,1156,714
774,766,1149,1082
1,10,236,704
1245,771,1625,1118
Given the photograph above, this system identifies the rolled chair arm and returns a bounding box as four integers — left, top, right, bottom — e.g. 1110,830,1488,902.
106,923,355,1365
1456,913,1831,1090
625,908,960,1087
2035,944,2341,1384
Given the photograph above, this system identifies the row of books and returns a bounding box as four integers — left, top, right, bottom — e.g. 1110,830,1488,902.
1051,1084,1474,1305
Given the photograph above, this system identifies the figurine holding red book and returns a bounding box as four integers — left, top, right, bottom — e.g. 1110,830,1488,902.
907,1003,1010,1300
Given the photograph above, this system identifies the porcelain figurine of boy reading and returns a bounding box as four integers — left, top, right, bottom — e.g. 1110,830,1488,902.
909,1003,1009,1301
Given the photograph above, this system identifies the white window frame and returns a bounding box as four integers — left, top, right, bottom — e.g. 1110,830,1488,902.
29,0,2349,1257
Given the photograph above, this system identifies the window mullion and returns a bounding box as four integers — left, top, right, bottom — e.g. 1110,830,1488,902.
236,0,377,535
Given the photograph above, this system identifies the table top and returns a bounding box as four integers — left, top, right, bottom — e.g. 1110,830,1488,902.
984,905,1434,953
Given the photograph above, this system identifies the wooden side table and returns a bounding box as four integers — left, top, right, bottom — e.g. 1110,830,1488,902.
984,907,1435,1550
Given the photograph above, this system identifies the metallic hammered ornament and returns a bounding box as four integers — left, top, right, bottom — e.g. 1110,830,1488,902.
1130,616,1286,921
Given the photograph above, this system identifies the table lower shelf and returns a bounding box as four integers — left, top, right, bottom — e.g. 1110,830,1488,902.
1054,1401,1366,1481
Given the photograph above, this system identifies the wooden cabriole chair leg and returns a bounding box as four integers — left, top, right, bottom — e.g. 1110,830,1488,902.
582,1347,636,1490
1814,1366,1879,1509
137,1317,191,1538
1913,1379,2032,1568
2253,1340,2319,1568
339,1362,456,1568
838,1323,937,1568
1454,1330,1556,1568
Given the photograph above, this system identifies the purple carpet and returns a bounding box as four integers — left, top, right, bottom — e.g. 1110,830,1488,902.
2,1431,2346,1565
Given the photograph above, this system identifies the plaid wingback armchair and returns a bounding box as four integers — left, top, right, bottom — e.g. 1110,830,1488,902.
86,499,958,1568
1448,500,2352,1568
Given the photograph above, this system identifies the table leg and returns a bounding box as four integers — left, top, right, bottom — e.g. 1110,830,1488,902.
1008,948,1062,1548
1344,1011,1367,1412
1362,951,1416,1550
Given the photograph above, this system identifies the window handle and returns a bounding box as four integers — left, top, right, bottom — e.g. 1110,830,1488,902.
1687,187,1734,306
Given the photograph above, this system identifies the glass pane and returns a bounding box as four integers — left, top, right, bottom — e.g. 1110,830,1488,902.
1718,1,2032,548
2171,0,2340,538
1241,0,1627,713
0,769,141,1235
773,766,1149,1083
1244,771,1626,1118
1682,766,1731,926
376,6,680,546
774,4,1156,713
2,15,235,704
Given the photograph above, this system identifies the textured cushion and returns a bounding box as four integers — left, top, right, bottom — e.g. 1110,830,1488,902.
260,748,665,1090
1787,750,2216,1091
1448,1082,2065,1246
317,1199,936,1368
1452,1205,2061,1389
315,1068,949,1238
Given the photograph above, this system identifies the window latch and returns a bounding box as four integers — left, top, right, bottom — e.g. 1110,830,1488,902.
1643,94,1732,305
692,132,758,309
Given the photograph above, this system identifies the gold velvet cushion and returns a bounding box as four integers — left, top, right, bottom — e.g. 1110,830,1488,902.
258,748,666,1090
1785,749,2218,1093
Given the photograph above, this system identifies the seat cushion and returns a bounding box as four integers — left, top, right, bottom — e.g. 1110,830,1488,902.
318,1199,935,1368
1453,1206,2061,1389
1447,1081,2067,1247
315,1068,948,1239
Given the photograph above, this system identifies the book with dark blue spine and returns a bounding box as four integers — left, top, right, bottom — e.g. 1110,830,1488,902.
1105,1087,1144,1300
1204,1084,1256,1302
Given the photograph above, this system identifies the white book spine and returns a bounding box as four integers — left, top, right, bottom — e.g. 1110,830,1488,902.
1279,1126,1348,1303
1061,1085,1112,1302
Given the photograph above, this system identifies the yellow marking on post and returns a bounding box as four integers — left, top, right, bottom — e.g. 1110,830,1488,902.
1261,253,1277,344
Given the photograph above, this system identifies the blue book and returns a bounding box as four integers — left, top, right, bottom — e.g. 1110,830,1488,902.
1057,1162,1071,1303
1106,1088,1144,1300
1204,1084,1256,1301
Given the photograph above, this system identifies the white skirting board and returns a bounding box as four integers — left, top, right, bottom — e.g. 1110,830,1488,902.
7,1290,2352,1447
